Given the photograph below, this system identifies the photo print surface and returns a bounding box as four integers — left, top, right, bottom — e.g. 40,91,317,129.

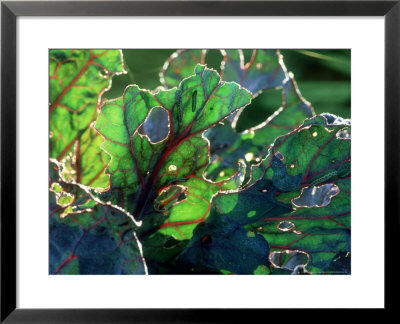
49,49,351,275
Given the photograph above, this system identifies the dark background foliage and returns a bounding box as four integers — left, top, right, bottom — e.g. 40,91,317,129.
105,49,351,131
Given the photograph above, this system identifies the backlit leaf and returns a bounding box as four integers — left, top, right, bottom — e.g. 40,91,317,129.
51,64,252,274
95,64,250,214
220,49,286,96
49,48,351,275
156,162,245,240
176,179,292,274
160,49,206,89
179,114,350,274
160,49,286,96
205,73,314,182
249,114,351,273
50,49,125,189
49,160,146,274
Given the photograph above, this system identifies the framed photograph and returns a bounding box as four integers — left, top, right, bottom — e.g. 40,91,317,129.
1,0,397,321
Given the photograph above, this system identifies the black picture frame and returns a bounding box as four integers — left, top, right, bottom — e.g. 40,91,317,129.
1,0,398,322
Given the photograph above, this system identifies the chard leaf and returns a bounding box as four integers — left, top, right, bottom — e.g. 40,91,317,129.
250,114,351,274
160,49,206,89
50,63,252,274
205,73,314,182
49,160,146,274
50,202,146,275
155,161,245,240
220,49,286,96
176,179,292,274
136,163,245,273
49,49,350,275
95,64,252,235
70,128,111,188
50,49,125,189
159,49,307,183
95,65,251,219
160,49,286,95
179,114,350,274
161,50,315,184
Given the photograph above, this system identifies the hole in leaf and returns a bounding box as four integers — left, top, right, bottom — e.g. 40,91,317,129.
291,264,310,275
245,152,254,162
235,88,282,132
168,164,177,172
139,106,169,144
292,183,340,208
336,127,351,140
277,221,295,232
99,69,108,78
154,185,187,211
269,250,310,271
323,113,351,126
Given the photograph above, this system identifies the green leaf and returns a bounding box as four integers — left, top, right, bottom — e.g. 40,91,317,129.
155,163,245,240
160,49,286,96
49,49,350,275
178,114,350,274
249,114,351,274
220,49,286,96
50,49,125,188
160,50,206,89
159,49,313,185
176,179,292,274
78,128,111,188
50,202,146,275
204,73,314,182
50,63,252,274
139,232,189,274
49,160,146,274
95,64,252,235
